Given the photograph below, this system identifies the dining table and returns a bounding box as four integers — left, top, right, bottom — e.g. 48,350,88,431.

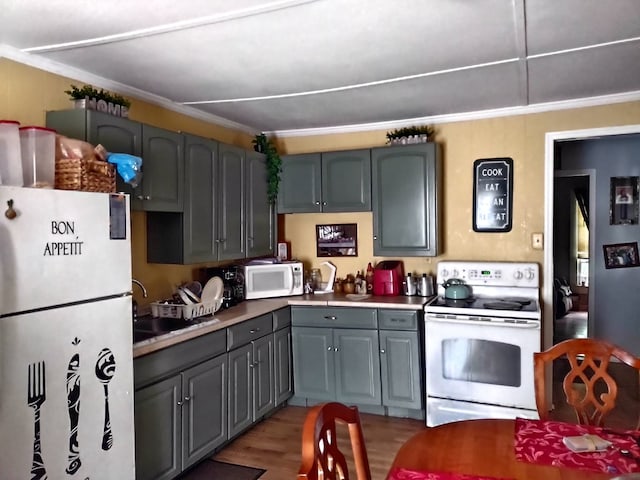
386,418,635,480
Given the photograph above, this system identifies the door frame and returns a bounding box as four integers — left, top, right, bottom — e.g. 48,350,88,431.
543,124,640,351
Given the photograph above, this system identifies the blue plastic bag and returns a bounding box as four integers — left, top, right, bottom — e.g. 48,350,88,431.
107,153,143,187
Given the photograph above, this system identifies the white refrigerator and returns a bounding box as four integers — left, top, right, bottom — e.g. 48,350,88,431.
0,186,135,479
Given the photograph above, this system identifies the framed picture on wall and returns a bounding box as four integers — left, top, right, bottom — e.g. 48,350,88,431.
316,223,358,257
610,176,639,225
603,242,640,269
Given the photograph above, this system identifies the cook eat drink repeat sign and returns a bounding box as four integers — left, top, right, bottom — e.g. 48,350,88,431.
473,157,513,232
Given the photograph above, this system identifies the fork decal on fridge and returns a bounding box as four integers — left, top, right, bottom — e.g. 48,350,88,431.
27,361,48,480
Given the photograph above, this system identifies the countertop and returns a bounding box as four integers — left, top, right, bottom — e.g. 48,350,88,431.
133,293,432,358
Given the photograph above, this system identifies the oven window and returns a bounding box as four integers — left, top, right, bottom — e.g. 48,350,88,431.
441,339,521,387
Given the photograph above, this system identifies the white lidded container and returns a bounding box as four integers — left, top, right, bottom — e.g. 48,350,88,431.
20,126,56,188
0,120,24,186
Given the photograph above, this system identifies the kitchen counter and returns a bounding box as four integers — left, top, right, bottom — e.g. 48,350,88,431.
133,293,432,358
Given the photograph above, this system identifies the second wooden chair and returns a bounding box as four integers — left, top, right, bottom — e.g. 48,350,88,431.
534,338,640,427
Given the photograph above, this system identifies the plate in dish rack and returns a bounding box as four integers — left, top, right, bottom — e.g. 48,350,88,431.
201,276,224,311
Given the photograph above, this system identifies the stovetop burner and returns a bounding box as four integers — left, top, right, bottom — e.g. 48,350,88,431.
483,301,523,310
429,296,538,313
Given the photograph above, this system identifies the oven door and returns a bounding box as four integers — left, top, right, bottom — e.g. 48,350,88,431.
425,314,540,410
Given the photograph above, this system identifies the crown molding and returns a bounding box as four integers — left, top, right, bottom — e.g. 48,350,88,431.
0,44,257,135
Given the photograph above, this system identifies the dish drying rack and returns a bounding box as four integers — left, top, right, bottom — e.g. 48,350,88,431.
150,298,222,320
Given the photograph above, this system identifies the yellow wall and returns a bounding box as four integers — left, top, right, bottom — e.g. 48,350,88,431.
3,59,640,302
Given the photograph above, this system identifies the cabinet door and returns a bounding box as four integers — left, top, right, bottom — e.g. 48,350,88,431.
274,327,293,405
181,355,228,470
228,343,252,438
253,334,275,419
182,134,218,263
140,125,184,212
322,149,371,212
246,150,273,258
379,330,422,409
371,144,440,256
277,154,322,213
134,376,182,480
292,327,334,400
334,329,382,405
218,143,245,260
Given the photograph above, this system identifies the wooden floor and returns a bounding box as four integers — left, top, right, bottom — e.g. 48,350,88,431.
213,405,425,480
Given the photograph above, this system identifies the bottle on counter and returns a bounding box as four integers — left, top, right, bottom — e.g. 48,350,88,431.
365,262,374,294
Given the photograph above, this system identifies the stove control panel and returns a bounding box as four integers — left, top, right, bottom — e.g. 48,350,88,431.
437,261,539,287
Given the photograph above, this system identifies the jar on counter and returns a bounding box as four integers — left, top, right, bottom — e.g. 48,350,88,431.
310,268,322,291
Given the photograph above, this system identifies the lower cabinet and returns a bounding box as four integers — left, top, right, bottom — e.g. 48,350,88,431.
134,308,293,480
291,306,423,416
134,354,227,480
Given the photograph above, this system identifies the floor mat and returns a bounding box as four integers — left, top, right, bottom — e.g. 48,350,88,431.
179,459,265,480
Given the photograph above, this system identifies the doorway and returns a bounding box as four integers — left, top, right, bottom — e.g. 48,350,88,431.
552,172,592,344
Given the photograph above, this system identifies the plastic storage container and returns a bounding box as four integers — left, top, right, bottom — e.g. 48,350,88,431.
20,126,57,188
0,120,24,186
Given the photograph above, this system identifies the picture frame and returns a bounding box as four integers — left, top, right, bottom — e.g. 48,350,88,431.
602,242,640,269
316,223,358,257
609,176,639,225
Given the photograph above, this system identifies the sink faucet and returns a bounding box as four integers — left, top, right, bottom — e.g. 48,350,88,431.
132,279,148,322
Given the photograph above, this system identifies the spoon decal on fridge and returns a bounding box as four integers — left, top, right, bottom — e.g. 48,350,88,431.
95,348,116,450
65,352,81,474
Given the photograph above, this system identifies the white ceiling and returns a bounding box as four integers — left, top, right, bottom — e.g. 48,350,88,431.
2,0,640,136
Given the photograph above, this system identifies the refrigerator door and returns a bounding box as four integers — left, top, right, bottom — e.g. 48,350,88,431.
0,186,131,316
0,295,134,479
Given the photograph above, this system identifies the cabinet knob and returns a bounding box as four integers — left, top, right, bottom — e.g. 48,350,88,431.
380,349,386,354
324,316,337,320
177,400,183,406
322,202,327,206
327,346,332,351
315,201,320,205
136,195,144,200
373,235,378,240
249,363,255,369
145,196,151,200
334,347,339,352
250,328,260,334
253,361,260,367
184,396,191,402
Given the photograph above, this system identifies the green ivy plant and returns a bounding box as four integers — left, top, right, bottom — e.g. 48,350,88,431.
64,84,131,108
386,124,435,143
253,133,282,204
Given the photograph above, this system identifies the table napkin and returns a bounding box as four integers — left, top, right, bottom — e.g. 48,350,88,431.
563,434,612,452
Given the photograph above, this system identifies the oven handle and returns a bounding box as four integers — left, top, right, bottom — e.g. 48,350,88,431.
425,317,540,328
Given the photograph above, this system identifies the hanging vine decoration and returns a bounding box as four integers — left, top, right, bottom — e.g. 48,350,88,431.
253,133,282,204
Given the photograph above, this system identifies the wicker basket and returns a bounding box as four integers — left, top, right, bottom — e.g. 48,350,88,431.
55,157,116,193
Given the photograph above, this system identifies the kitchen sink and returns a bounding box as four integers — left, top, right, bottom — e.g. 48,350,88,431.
133,330,158,343
133,316,190,333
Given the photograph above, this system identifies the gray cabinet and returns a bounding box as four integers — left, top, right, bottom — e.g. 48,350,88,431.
371,143,441,256
45,110,184,212
379,310,422,410
246,150,274,258
227,314,275,439
133,330,227,480
278,149,371,213
146,134,218,264
217,143,246,260
273,307,293,405
291,307,381,405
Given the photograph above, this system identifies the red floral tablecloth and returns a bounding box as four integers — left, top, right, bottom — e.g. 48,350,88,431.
387,468,513,480
514,417,640,475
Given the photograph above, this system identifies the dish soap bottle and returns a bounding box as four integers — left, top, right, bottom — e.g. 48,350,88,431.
365,262,374,294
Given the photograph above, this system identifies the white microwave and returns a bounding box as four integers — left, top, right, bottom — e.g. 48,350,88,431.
244,261,304,299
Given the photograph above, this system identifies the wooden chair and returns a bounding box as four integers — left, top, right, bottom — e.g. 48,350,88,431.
534,338,640,427
297,402,372,480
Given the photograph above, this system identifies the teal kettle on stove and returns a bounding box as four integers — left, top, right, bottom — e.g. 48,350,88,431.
442,278,472,300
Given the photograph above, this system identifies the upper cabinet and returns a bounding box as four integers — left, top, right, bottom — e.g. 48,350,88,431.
371,143,441,257
277,149,371,213
245,150,274,258
46,109,184,212
217,144,246,261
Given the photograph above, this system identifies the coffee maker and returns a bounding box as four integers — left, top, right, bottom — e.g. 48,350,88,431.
200,265,245,310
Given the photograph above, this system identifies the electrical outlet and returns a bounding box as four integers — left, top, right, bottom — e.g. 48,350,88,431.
532,233,543,250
